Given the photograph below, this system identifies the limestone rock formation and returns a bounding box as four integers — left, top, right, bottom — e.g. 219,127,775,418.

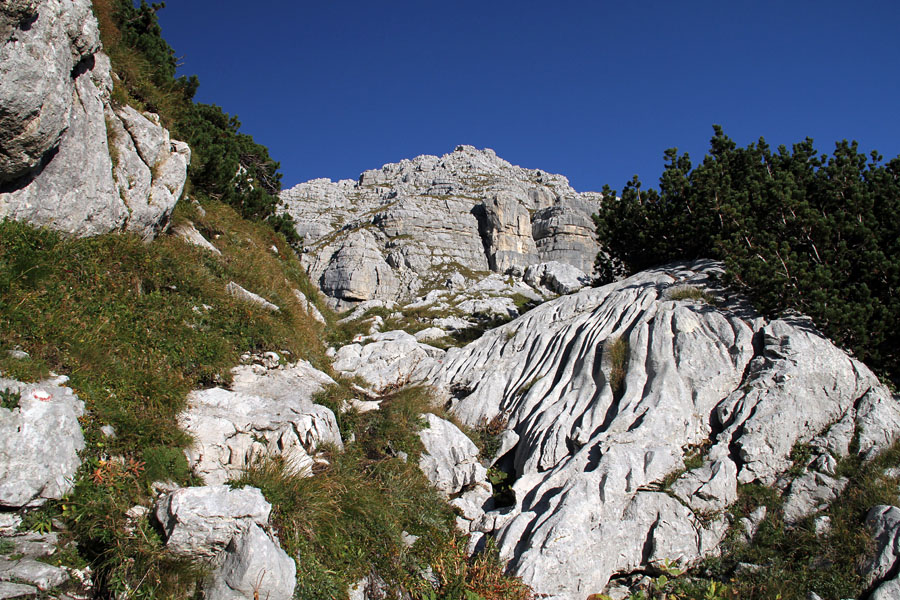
0,0,189,239
156,485,296,600
0,375,84,508
417,413,487,497
421,260,900,599
280,145,601,309
155,485,271,559
332,330,445,393
204,522,297,600
179,357,342,484
523,261,591,295
859,505,900,599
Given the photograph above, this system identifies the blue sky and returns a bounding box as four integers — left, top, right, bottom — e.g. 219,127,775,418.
156,1,900,194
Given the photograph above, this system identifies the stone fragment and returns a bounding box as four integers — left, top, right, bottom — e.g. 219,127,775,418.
155,485,270,559
204,523,296,600
862,505,900,589
0,557,68,591
0,582,37,599
174,221,221,255
523,261,591,295
226,282,279,312
0,377,84,508
292,289,326,324
418,413,486,497
782,470,848,524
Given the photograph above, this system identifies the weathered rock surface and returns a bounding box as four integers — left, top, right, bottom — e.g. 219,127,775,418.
156,485,271,559
332,331,444,393
156,485,295,600
280,145,601,308
0,0,189,238
0,375,84,508
225,282,279,312
421,260,900,599
204,522,296,600
862,505,900,592
417,413,487,497
293,289,326,324
0,557,69,591
179,358,341,484
523,261,591,295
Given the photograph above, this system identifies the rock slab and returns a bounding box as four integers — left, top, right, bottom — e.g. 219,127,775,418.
0,376,84,508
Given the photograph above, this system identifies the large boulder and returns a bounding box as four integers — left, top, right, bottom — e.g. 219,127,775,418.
332,330,444,393
179,359,342,484
155,485,271,559
0,375,84,508
204,522,296,600
418,413,486,497
425,260,900,599
156,485,296,600
0,0,189,239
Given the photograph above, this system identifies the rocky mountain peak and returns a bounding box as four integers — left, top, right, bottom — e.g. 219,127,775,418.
280,146,602,310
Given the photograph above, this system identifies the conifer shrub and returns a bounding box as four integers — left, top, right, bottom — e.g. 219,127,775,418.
594,127,900,385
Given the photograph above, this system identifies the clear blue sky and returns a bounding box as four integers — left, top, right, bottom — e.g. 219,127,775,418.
155,1,900,193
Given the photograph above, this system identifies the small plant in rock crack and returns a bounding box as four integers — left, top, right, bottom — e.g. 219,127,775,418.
0,388,20,410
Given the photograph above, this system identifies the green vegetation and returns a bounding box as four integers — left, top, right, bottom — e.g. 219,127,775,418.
697,441,900,599
0,388,19,410
605,336,629,399
91,0,300,244
0,202,326,596
594,126,900,385
235,385,533,600
666,285,716,305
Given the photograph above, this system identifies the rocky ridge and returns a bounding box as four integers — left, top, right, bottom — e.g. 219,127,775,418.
324,260,900,599
0,0,189,239
280,145,601,310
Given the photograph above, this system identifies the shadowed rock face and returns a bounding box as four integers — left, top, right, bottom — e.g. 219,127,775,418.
0,0,189,239
280,145,602,309
424,260,900,599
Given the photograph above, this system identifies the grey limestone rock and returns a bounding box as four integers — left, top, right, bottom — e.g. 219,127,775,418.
0,376,84,508
204,523,296,600
480,192,539,274
532,196,601,275
173,221,221,255
225,282,279,312
418,413,487,497
292,289,326,324
280,145,602,308
179,360,341,485
782,470,848,524
0,581,37,599
0,0,189,239
523,261,591,295
421,260,900,599
155,485,271,559
332,330,444,393
0,557,68,591
0,0,98,182
861,505,900,589
319,228,400,307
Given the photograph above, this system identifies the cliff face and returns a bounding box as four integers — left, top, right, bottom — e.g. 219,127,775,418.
280,145,601,308
0,0,189,239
